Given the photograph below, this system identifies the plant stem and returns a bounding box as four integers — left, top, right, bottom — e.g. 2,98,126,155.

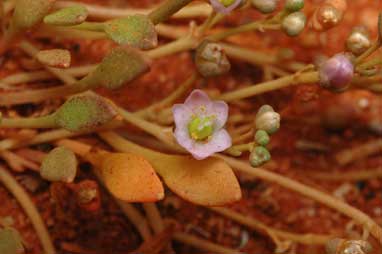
70,21,105,32
147,36,196,58
208,207,331,245
0,114,57,128
218,71,319,102
308,167,382,182
0,165,56,254
355,41,380,65
225,142,254,156
220,155,382,245
207,22,281,41
220,42,277,65
335,139,382,166
148,0,193,24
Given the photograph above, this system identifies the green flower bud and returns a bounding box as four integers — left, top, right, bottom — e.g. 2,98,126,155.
285,0,304,12
250,146,271,167
43,5,88,26
10,0,56,32
55,93,117,132
346,26,371,56
282,11,306,37
36,49,71,68
255,105,280,134
251,0,278,14
0,228,24,254
195,41,231,78
104,15,157,50
87,47,150,90
40,147,77,182
188,116,214,141
254,130,270,146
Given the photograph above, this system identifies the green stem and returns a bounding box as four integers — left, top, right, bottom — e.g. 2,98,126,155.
147,36,196,58
70,21,105,32
218,71,319,102
0,166,56,254
355,41,380,65
0,114,57,128
207,21,281,42
148,0,193,25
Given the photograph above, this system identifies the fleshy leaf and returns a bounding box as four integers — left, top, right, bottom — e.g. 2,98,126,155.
154,155,242,206
104,15,158,50
55,93,117,132
43,5,88,26
0,228,24,254
87,47,150,90
40,146,77,182
10,0,56,31
36,49,71,68
86,151,165,202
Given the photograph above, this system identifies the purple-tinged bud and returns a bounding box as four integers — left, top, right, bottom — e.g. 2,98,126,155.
319,54,354,92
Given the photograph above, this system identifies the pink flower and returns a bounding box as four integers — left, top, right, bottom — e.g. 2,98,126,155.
209,0,242,14
172,89,232,160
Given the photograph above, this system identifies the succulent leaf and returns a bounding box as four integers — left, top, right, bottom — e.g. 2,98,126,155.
104,15,158,49
55,93,117,132
43,5,88,26
87,47,150,90
36,49,71,68
40,146,77,183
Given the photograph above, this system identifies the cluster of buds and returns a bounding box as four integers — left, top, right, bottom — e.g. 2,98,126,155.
309,0,347,31
250,105,280,167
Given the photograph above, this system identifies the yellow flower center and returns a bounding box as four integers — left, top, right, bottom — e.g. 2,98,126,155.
188,116,214,141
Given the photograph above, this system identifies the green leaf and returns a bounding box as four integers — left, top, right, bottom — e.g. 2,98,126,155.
55,93,117,132
0,228,24,254
87,47,150,90
11,0,56,31
43,5,88,26
40,146,77,182
104,15,158,50
36,49,71,68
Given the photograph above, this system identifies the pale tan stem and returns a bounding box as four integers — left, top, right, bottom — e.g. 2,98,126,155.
219,155,382,245
335,139,382,166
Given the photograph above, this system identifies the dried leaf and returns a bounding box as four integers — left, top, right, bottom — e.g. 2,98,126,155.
55,93,117,132
36,49,71,68
104,15,158,50
153,155,242,206
86,151,165,202
43,5,88,26
40,146,77,183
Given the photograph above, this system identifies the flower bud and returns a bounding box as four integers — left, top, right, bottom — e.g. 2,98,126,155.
36,49,71,68
255,105,280,134
43,5,88,26
319,54,354,92
285,0,304,12
326,238,372,254
310,3,342,31
251,0,278,14
55,93,117,132
40,146,77,183
255,130,270,146
0,228,24,254
250,146,271,167
195,41,231,78
86,47,150,90
282,12,306,36
346,26,371,56
104,15,157,50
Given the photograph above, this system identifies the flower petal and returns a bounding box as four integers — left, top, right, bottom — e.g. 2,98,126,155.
208,101,228,129
172,104,193,129
184,89,212,112
190,129,232,160
209,0,242,14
